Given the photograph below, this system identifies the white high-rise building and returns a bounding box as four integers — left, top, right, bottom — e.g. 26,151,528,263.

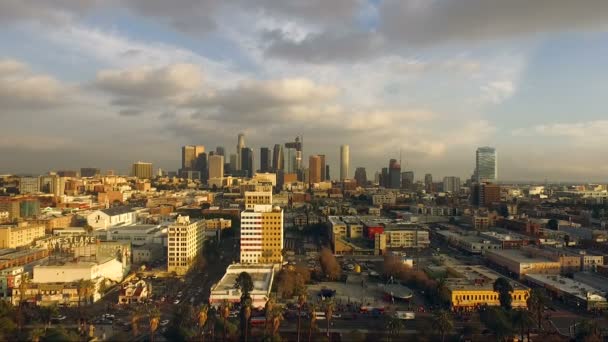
240,204,283,264
443,176,461,193
340,145,350,181
475,147,497,183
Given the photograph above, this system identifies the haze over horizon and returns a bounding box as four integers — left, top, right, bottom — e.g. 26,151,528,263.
2,1,608,182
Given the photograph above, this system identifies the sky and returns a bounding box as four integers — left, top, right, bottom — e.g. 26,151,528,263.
1,0,608,182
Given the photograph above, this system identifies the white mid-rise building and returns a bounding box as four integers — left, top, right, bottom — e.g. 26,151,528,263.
240,204,283,264
167,216,205,275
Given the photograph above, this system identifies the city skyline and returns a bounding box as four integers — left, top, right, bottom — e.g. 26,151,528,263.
2,2,608,181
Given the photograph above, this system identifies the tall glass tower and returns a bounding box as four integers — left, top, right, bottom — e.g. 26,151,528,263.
476,147,497,182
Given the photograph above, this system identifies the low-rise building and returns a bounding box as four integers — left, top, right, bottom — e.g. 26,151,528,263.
118,280,151,304
445,265,530,310
524,273,607,311
87,206,138,230
372,193,396,206
436,230,502,254
209,264,276,309
485,249,561,278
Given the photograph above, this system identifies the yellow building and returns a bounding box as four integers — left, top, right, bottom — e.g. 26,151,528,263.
167,216,205,275
0,222,46,249
240,204,283,264
446,265,529,310
244,191,272,210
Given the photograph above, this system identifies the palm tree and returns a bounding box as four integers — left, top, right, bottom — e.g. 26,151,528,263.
576,319,601,342
131,308,141,338
512,309,534,342
219,300,231,342
17,272,31,332
432,310,454,342
241,298,252,342
235,272,254,301
29,326,45,342
386,316,404,341
148,306,161,342
271,306,283,339
323,299,335,342
296,292,307,342
308,304,317,342
37,305,58,331
265,296,275,335
526,288,548,331
198,304,209,342
493,277,514,310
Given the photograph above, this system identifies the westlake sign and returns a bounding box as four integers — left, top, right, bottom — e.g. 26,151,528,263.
47,235,97,250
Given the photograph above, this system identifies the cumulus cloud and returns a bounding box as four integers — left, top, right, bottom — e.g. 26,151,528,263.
95,63,203,98
0,58,68,110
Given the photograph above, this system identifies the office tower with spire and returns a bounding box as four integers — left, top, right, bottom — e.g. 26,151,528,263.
475,146,497,183
260,147,271,173
340,145,349,181
236,133,245,171
272,144,284,171
285,136,303,172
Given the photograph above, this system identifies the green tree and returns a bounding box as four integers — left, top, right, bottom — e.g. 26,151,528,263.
512,309,534,342
526,288,548,330
547,218,559,230
575,319,601,342
432,310,453,342
38,305,58,331
265,296,275,336
480,307,513,342
493,277,514,310
319,248,341,280
271,306,284,340
17,272,31,332
235,272,254,301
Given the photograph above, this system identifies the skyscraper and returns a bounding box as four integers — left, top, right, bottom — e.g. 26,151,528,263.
260,147,271,173
132,162,153,179
401,171,414,191
325,165,330,181
236,133,245,171
476,146,497,183
195,152,208,182
340,145,349,181
380,168,389,187
215,146,225,156
272,144,284,171
181,145,205,171
229,154,237,174
285,136,303,171
241,147,253,178
80,168,100,178
388,159,401,189
424,173,433,192
309,155,322,183
285,147,296,173
208,155,224,179
443,176,461,193
318,155,326,181
354,167,367,186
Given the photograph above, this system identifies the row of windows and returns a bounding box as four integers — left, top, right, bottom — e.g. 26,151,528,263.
456,293,525,301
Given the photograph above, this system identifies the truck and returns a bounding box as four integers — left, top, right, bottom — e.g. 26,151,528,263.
395,311,415,320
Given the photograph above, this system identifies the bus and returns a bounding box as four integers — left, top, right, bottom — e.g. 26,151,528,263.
250,317,266,326
313,312,326,320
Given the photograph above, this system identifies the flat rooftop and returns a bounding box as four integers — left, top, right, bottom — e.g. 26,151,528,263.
447,265,528,291
211,264,275,295
524,273,606,302
486,249,557,264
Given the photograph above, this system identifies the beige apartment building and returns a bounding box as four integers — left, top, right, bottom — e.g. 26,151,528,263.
240,204,283,264
0,222,45,249
244,191,272,210
167,216,205,275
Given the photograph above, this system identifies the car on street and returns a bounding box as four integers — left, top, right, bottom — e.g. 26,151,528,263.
50,315,67,323
173,299,181,304
331,314,342,319
160,320,170,326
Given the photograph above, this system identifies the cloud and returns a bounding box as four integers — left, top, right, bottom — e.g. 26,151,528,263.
379,0,608,46
183,78,338,121
95,63,203,99
0,58,68,110
513,120,608,140
0,0,97,25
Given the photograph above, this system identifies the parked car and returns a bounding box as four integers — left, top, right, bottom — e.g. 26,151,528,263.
160,320,170,326
173,299,180,304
